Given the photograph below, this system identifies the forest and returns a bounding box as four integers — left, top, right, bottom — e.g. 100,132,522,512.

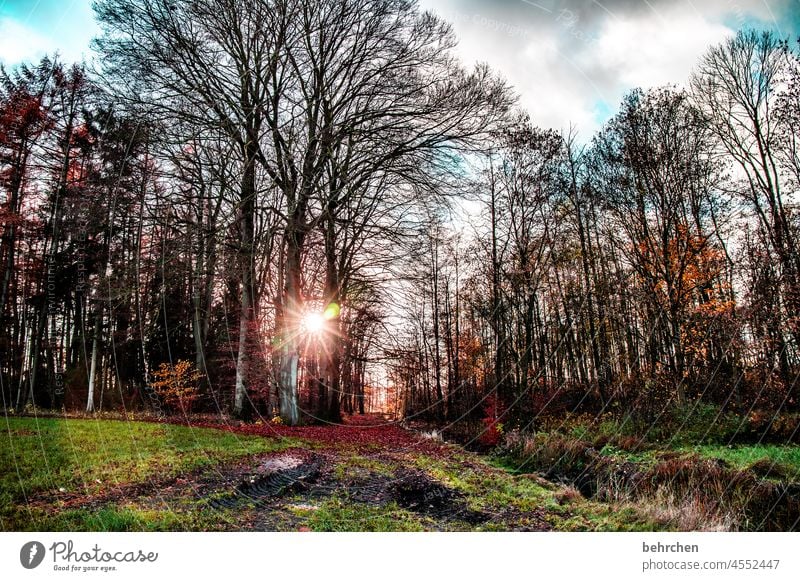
2,0,800,532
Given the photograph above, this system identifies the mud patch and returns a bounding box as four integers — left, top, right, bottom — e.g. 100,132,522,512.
388,469,488,524
207,454,322,509
205,454,489,524
332,467,488,524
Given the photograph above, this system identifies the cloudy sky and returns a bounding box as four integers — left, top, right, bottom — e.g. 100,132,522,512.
1,0,798,137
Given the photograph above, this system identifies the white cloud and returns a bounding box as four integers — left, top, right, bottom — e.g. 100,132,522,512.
590,7,734,91
516,35,604,135
418,0,785,138
0,17,56,66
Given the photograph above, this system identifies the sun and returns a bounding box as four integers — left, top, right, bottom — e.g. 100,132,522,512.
301,312,326,334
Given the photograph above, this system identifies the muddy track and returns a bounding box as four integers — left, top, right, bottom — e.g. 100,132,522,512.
208,455,324,509
29,446,553,531
202,454,490,525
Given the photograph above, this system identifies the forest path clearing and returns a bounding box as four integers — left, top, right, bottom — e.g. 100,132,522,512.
2,415,665,531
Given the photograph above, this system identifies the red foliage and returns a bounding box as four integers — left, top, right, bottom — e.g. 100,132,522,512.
181,414,447,454
478,393,504,447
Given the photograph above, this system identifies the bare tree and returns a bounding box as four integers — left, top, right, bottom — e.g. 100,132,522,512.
693,31,799,374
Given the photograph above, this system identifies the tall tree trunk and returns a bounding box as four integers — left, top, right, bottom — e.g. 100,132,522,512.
233,141,258,418
278,223,304,425
86,308,101,413
488,163,507,403
317,214,342,422
431,233,444,420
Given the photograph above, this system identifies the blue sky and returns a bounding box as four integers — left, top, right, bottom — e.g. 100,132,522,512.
0,0,98,66
1,0,798,136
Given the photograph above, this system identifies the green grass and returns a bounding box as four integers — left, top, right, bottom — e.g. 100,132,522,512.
596,441,800,480
333,455,397,479
20,505,228,532
0,417,303,530
307,498,427,532
412,452,666,531
597,444,658,464
549,503,671,532
525,405,800,481
412,452,552,513
684,444,800,478
537,404,790,448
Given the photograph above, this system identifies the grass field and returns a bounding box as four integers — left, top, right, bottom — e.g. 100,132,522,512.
0,417,303,530
0,415,670,532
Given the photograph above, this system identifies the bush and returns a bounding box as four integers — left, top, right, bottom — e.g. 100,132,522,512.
149,360,202,413
478,394,504,447
740,369,798,413
529,378,594,416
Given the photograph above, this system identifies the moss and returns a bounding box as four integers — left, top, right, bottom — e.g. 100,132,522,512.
333,455,397,479
308,497,426,532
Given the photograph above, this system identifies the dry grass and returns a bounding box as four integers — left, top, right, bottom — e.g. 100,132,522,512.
499,431,800,531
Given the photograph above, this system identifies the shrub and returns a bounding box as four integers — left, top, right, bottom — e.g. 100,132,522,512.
658,402,743,445
478,393,505,447
149,360,202,413
740,369,798,413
